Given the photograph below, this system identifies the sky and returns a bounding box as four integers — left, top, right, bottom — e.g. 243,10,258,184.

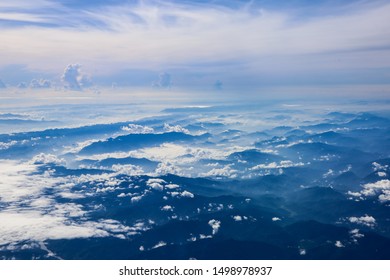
0,0,389,95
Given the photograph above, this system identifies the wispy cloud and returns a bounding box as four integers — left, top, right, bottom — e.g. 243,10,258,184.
0,0,389,88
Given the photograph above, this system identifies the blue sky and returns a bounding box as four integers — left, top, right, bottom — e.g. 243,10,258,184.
0,0,389,93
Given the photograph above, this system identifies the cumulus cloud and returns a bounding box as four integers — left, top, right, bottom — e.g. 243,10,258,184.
155,161,182,175
30,153,65,165
146,178,166,191
121,124,154,134
131,195,144,203
0,140,18,150
350,229,364,242
180,190,194,198
233,215,242,222
372,162,388,171
348,215,376,227
165,183,179,189
335,241,345,248
208,219,221,235
161,205,173,211
29,78,51,89
361,179,390,203
111,164,144,176
61,64,92,90
200,165,238,178
163,123,190,134
272,217,281,222
378,192,390,203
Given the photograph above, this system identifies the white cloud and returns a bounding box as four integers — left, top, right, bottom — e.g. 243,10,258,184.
199,234,212,239
200,165,238,178
0,211,108,246
57,191,85,199
30,153,65,165
233,215,242,222
187,236,197,242
104,144,240,175
335,241,345,248
165,183,179,189
131,195,144,203
133,143,189,161
372,162,388,171
29,78,51,89
50,203,86,218
163,123,190,134
180,190,194,198
152,241,167,249
131,143,221,167
251,160,304,170
0,208,146,246
272,217,281,222
347,191,362,198
323,169,334,178
348,215,376,227
378,192,390,203
121,124,154,134
155,161,182,176
112,164,144,176
350,229,364,241
117,192,132,198
169,191,180,198
0,140,18,150
0,160,58,203
2,1,389,82
146,178,166,184
208,219,221,235
61,64,92,90
361,179,390,203
0,159,153,246
146,178,166,191
161,205,173,211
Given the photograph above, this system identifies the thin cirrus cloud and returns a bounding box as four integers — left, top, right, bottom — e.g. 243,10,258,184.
0,0,389,88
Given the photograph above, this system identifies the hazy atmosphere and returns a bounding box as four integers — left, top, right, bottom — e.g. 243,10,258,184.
1,0,389,260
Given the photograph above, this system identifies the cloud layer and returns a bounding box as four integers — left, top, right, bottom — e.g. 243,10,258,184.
0,0,389,89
